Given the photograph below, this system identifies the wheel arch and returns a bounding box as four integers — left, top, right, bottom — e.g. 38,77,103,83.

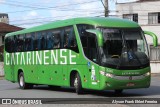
17,68,24,82
69,69,83,87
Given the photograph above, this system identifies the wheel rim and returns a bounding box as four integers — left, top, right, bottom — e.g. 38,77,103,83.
74,77,78,88
19,76,24,87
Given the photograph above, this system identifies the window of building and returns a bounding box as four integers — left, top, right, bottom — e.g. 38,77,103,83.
123,14,138,23
148,12,160,24
150,45,160,61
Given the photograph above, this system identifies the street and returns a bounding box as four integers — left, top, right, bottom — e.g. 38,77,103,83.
0,75,160,99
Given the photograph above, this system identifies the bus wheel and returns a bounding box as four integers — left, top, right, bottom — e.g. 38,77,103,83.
115,89,123,94
18,72,33,89
74,73,83,94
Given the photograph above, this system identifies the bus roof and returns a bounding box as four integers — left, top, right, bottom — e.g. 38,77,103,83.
5,17,140,37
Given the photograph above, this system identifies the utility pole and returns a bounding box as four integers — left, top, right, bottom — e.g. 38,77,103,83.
104,0,109,17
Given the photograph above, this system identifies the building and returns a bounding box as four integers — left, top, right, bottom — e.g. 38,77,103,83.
0,13,9,24
116,0,160,73
0,13,23,62
0,22,23,46
0,13,23,76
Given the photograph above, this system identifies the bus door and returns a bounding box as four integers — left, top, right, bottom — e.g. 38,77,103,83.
86,35,100,89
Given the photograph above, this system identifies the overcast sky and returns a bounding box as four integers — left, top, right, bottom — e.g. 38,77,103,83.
0,0,138,28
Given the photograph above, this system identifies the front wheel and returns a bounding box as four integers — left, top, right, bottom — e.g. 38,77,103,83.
74,73,83,94
18,72,33,89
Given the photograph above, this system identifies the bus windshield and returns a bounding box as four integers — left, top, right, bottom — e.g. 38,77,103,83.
100,28,149,70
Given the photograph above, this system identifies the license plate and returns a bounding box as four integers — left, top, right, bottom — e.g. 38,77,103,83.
127,83,135,86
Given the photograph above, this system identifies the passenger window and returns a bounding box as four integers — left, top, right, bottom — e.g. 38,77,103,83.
25,33,33,51
16,35,24,52
64,26,79,53
5,36,14,53
41,32,46,50
46,31,54,50
37,32,42,50
33,32,38,50
53,30,61,49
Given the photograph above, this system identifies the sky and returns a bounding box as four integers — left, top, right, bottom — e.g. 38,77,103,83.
0,0,138,28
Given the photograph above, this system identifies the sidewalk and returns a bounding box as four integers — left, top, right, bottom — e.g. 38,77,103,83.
151,73,160,77
0,76,4,80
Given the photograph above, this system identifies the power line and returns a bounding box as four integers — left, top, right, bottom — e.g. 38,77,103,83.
4,0,101,13
10,11,104,23
12,14,104,26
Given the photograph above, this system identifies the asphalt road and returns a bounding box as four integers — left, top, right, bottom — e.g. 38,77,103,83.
0,75,160,98
0,75,160,106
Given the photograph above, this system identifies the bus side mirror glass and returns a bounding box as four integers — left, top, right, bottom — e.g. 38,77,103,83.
144,31,158,47
86,29,104,47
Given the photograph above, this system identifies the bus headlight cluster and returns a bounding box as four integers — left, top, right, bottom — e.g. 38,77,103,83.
143,72,150,76
100,71,114,78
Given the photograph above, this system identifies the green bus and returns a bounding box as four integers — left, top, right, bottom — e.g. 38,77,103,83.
4,17,158,94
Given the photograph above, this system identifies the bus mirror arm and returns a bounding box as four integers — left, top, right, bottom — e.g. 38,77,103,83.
144,31,158,47
86,29,104,47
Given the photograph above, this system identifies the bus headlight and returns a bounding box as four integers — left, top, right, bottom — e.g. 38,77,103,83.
144,72,150,76
106,73,114,78
100,71,105,76
100,71,114,78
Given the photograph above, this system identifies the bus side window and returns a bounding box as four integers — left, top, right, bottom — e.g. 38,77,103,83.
64,27,69,48
60,29,65,48
80,36,88,57
53,30,61,49
5,36,14,53
16,35,24,52
46,31,54,50
37,32,41,50
25,33,33,51
33,32,38,51
5,37,9,52
41,32,46,50
64,26,79,53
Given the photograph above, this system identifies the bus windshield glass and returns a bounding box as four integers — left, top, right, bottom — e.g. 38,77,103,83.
100,28,149,70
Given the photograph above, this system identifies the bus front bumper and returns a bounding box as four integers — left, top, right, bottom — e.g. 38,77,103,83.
99,75,150,90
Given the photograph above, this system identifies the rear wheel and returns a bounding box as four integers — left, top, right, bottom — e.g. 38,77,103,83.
74,73,83,94
18,72,33,89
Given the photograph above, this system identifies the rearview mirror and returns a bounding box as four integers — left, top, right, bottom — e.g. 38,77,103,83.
144,31,158,47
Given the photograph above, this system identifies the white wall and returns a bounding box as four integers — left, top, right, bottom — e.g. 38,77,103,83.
0,62,4,76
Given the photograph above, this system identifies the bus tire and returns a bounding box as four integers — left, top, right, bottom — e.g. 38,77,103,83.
18,72,33,89
115,89,123,94
74,73,83,94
